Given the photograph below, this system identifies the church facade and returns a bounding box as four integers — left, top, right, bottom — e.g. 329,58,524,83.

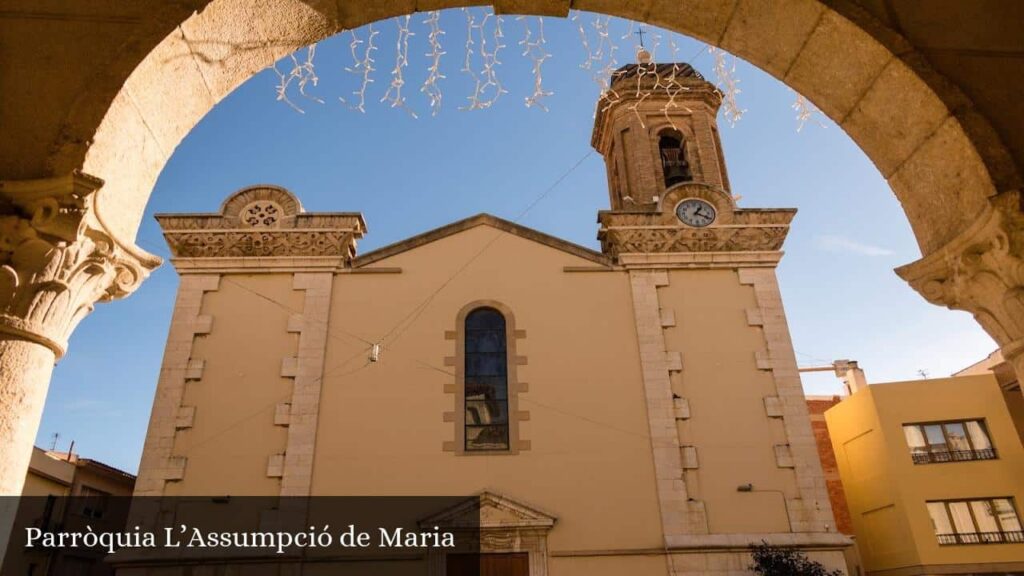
132,56,850,575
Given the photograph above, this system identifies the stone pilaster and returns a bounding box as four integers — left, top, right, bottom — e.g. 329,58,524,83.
628,269,709,546
134,274,219,496
279,272,332,496
739,267,836,533
897,191,1024,395
139,185,364,499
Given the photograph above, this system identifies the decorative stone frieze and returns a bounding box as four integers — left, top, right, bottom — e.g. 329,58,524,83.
897,192,1024,380
0,172,160,356
156,185,366,270
598,183,795,261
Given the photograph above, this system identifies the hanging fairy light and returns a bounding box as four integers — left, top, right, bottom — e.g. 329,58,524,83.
518,16,553,111
271,44,323,114
381,15,418,117
461,8,508,110
421,10,447,116
792,92,827,132
709,46,745,126
339,24,379,113
262,11,836,133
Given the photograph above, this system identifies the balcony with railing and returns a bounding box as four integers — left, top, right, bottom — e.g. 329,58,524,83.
937,531,1024,545
912,448,997,465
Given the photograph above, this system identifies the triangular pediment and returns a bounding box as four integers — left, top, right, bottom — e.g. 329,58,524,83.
420,492,557,530
353,214,611,268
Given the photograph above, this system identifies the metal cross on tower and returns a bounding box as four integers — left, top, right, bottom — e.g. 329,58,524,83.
635,27,647,48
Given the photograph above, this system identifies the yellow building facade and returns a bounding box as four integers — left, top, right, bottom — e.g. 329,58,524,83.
131,56,849,575
14,448,135,576
825,374,1024,576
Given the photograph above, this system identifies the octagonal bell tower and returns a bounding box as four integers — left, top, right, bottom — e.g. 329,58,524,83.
591,50,731,211
587,51,850,574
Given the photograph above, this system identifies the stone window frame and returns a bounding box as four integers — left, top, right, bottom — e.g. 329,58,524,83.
647,120,701,193
443,300,529,456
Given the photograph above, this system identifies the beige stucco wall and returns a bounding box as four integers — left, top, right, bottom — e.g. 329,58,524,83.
314,225,663,554
163,275,298,496
826,375,1024,574
661,270,793,534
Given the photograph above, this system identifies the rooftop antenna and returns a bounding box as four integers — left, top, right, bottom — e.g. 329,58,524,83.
917,369,930,379
49,432,60,451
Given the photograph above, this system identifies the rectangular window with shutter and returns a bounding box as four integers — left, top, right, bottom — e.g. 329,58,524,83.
926,498,1024,545
902,419,997,464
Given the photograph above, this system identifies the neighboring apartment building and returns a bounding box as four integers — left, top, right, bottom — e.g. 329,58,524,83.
23,447,136,499
825,374,1024,576
955,350,1024,444
14,448,135,576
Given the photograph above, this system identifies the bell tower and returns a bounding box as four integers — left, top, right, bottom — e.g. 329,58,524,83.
590,51,851,574
591,50,731,211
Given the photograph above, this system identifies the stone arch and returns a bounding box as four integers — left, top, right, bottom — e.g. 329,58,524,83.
29,0,1012,265
1,0,1022,513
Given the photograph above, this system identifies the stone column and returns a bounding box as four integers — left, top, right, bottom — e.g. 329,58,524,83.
897,191,1024,396
0,173,158,554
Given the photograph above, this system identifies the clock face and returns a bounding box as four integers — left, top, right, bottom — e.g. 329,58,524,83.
675,198,717,228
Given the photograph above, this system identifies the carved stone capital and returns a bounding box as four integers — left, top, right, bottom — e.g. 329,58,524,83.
896,191,1024,360
0,172,161,356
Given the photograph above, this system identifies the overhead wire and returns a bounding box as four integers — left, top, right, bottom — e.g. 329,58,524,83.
130,147,595,454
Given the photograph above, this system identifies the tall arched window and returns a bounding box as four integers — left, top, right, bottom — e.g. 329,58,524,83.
659,129,692,187
464,307,510,451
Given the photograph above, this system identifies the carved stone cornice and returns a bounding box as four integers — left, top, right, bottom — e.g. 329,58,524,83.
896,191,1024,358
156,185,366,270
597,182,795,265
0,172,161,356
600,226,791,255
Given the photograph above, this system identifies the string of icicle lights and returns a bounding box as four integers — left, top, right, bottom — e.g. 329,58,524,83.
272,8,825,130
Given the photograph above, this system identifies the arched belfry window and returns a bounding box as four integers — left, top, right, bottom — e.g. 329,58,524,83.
659,129,692,187
464,308,510,451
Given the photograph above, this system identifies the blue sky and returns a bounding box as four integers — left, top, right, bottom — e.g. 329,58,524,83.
37,10,995,472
